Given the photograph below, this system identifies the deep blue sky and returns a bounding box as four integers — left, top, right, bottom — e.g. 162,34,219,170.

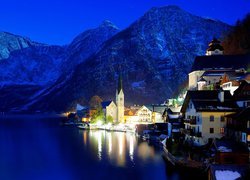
0,0,249,45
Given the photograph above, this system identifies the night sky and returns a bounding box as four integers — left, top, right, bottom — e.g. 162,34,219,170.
0,0,249,45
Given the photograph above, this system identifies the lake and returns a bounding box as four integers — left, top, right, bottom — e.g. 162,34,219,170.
0,117,195,180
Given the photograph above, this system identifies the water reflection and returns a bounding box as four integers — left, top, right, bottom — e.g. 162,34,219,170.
0,118,182,180
80,130,157,167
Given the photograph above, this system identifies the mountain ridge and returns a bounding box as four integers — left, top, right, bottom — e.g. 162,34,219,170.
0,5,232,112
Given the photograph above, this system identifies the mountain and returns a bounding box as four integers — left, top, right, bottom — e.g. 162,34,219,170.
0,21,119,112
0,31,41,60
27,6,231,112
62,20,119,72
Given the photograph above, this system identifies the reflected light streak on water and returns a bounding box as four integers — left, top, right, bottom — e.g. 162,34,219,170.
108,132,112,155
129,134,134,162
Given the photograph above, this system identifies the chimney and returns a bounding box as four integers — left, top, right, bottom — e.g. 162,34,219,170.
218,91,224,103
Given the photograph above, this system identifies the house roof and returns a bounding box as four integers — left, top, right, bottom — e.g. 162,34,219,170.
124,109,138,116
233,80,250,100
181,90,238,113
167,106,182,114
226,107,250,120
145,105,167,114
101,101,113,108
191,54,250,72
76,104,88,111
198,77,207,82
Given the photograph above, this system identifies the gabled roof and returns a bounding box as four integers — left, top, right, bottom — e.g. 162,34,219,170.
145,105,167,113
76,104,88,111
181,90,238,113
167,106,182,114
226,107,250,120
124,109,138,116
198,77,207,82
101,101,113,108
233,80,250,100
191,54,250,72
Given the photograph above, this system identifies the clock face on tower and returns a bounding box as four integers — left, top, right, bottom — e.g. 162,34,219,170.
120,98,123,101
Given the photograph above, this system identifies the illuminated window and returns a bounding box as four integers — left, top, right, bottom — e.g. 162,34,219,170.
220,128,224,134
247,135,250,142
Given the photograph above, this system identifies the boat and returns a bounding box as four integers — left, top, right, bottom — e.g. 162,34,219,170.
78,123,90,130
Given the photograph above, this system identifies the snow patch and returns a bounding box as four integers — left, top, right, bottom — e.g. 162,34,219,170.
215,170,241,180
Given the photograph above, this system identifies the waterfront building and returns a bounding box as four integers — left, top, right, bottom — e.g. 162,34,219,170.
181,90,238,144
124,105,152,124
76,104,89,122
165,106,183,139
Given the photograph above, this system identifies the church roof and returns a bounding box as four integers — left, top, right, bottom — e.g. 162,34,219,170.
101,101,113,108
198,77,207,82
191,54,250,72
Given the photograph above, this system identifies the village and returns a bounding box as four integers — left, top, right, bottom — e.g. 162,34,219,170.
65,38,250,179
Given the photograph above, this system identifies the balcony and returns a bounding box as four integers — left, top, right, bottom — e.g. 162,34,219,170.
184,119,197,125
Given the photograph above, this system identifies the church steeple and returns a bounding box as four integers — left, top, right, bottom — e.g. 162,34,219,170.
116,73,124,123
118,74,123,93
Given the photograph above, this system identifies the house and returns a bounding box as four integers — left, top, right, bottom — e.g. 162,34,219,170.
145,105,167,123
76,104,89,122
226,108,250,150
197,69,244,92
224,80,250,150
124,105,152,124
181,90,238,144
101,101,117,123
124,108,139,123
233,80,250,108
165,106,183,139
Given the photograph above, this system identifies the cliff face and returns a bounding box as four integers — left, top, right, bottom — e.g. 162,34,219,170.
0,6,231,112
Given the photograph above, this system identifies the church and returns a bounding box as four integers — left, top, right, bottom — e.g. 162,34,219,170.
101,74,124,123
